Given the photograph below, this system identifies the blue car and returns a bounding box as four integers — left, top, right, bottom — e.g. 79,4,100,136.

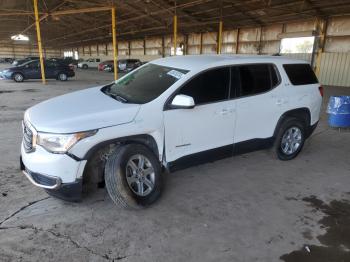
0,59,75,82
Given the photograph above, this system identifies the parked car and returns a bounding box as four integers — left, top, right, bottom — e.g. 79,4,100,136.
12,56,40,66
20,55,322,208
104,59,142,73
98,60,114,71
62,57,79,66
0,57,14,63
77,58,101,69
48,57,76,70
0,59,75,82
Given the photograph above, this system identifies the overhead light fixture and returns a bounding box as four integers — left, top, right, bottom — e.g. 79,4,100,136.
11,34,29,41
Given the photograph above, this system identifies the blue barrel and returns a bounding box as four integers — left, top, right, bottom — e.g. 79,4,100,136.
327,96,350,128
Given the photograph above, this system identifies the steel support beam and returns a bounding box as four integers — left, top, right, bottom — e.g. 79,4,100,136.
51,6,112,16
111,7,118,80
217,21,223,54
33,0,46,84
235,28,240,54
173,15,178,56
313,18,328,76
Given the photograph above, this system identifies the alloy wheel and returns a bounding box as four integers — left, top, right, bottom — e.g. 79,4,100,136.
281,127,302,155
59,73,67,81
125,154,155,197
15,74,23,82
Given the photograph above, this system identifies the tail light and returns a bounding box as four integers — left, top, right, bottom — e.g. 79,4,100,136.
319,86,324,97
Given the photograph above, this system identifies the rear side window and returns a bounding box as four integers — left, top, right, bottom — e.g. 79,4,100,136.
283,64,318,85
180,67,230,105
233,64,280,98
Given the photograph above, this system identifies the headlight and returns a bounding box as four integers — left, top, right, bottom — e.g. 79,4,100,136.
37,130,97,153
2,69,9,73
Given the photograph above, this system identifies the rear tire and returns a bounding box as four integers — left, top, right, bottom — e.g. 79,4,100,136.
105,144,162,209
13,73,24,82
273,117,306,161
58,72,68,81
82,64,88,69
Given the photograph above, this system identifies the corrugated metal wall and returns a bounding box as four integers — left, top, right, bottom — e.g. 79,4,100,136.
0,42,61,58
319,53,350,87
73,16,350,87
280,53,313,63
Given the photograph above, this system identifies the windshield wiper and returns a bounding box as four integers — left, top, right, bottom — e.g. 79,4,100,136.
106,92,128,103
115,95,128,103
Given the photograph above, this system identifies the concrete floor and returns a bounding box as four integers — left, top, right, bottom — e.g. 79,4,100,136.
0,64,349,262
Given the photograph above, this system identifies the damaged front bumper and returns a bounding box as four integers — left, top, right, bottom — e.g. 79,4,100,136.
20,142,86,202
20,156,83,201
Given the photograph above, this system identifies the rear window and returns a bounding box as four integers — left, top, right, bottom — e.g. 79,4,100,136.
283,64,318,85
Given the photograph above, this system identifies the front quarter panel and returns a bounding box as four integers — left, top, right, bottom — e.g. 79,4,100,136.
68,102,165,162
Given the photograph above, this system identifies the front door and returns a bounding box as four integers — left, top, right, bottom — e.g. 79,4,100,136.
163,67,236,163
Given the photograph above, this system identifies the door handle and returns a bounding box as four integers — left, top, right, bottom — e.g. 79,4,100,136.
218,108,235,115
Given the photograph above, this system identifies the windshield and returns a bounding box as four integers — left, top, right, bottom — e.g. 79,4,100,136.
18,60,38,66
101,63,188,104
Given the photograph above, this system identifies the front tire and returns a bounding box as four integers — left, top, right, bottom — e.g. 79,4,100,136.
82,64,88,69
13,73,24,82
105,144,162,209
273,118,306,161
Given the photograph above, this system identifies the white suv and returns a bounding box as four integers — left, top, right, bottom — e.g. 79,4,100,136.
78,58,101,69
20,55,322,208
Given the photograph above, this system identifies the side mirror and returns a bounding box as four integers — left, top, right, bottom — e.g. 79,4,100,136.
170,94,195,109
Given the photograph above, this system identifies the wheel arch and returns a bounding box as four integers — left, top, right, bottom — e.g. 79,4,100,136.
273,108,311,138
12,71,25,79
77,134,161,189
82,134,160,162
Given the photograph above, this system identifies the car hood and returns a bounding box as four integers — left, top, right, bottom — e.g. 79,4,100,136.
2,66,19,71
25,86,141,133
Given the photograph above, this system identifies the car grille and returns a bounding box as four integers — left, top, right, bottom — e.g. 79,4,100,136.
23,121,34,153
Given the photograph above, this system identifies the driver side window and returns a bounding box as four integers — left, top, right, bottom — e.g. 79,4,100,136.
179,67,230,105
29,61,39,68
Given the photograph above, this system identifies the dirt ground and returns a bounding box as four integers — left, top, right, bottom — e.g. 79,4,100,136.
0,64,350,262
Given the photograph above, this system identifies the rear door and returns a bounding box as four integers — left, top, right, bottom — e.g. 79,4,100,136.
44,60,58,78
164,67,236,162
232,63,284,144
25,60,41,79
282,63,321,124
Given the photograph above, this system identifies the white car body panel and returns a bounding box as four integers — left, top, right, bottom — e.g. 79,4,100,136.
21,55,322,189
25,86,141,133
21,143,87,183
164,100,236,161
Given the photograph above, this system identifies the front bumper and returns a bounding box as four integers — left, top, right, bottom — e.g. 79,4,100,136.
20,142,87,201
0,72,12,80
